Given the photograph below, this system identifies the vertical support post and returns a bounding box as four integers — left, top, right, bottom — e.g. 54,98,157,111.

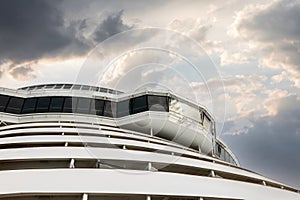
96,160,101,168
209,170,215,177
82,193,88,200
146,195,151,200
150,128,153,137
199,198,204,200
70,158,75,168
147,162,152,171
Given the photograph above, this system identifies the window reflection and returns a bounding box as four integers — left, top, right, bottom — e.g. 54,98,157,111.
148,95,168,112
22,98,37,114
131,95,147,114
0,95,10,112
49,97,64,112
6,97,24,114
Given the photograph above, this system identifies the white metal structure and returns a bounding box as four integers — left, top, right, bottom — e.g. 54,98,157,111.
0,84,299,200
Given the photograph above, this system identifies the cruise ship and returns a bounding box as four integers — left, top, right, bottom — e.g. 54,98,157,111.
0,83,299,200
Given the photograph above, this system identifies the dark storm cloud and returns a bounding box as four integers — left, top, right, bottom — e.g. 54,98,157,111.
222,95,300,188
0,0,136,81
0,0,90,65
93,10,133,43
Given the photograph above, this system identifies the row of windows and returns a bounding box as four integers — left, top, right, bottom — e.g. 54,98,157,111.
0,94,169,117
19,84,123,94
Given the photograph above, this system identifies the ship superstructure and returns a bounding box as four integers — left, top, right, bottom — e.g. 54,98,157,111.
0,83,299,200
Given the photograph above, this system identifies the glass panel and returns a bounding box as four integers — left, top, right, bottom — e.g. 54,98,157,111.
216,143,222,157
148,95,168,112
36,85,44,89
45,84,55,89
63,97,77,113
0,95,10,112
6,97,24,114
76,97,91,114
220,147,225,161
49,97,64,112
90,99,105,116
22,98,37,114
81,85,90,90
63,84,72,89
203,113,211,131
91,86,98,91
117,99,130,117
72,85,81,90
54,84,63,89
131,95,148,114
28,86,36,91
169,98,200,121
103,101,116,117
36,97,50,113
100,88,108,93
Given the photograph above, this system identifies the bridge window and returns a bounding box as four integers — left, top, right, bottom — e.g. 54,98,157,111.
148,95,169,112
36,97,50,113
90,99,105,116
117,99,130,117
131,95,148,114
104,101,116,117
203,113,211,131
49,97,64,112
63,97,77,113
76,97,91,114
6,97,24,114
0,95,10,112
22,98,37,113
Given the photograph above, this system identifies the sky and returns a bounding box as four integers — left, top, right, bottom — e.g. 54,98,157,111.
0,0,299,188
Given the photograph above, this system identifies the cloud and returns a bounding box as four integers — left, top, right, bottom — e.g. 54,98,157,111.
222,95,300,188
93,10,133,43
220,50,256,66
9,64,36,81
229,0,300,88
168,18,223,54
0,2,136,81
0,0,90,65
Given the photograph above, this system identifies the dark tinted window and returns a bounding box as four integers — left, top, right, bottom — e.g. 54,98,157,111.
45,84,55,89
148,95,168,112
54,84,63,89
216,143,222,157
49,97,64,112
91,86,98,91
131,95,148,114
90,99,105,116
117,100,130,117
81,85,90,90
6,97,24,114
76,97,91,114
22,98,37,113
100,88,108,93
63,97,77,113
103,101,116,117
63,85,72,89
0,95,10,112
36,97,50,113
72,85,81,90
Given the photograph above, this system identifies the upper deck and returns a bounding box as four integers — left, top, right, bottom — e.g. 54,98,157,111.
0,83,238,166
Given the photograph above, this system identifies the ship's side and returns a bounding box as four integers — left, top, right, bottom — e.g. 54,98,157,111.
0,84,299,200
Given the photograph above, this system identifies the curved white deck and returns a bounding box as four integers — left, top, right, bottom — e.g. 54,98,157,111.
0,84,299,200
